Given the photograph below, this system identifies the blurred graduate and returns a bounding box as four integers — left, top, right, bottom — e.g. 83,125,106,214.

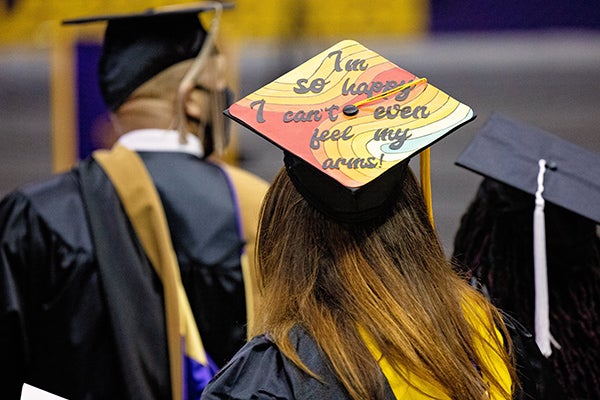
0,2,268,399
453,113,600,399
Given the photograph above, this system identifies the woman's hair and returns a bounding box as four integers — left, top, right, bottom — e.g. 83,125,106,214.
255,167,516,400
453,178,600,399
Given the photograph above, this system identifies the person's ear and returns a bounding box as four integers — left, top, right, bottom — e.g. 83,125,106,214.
184,53,227,120
185,85,206,120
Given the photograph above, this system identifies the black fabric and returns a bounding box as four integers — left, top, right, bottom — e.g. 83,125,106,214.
0,151,248,399
0,168,131,399
468,276,567,400
456,112,600,224
140,152,247,366
501,312,567,400
79,158,171,399
98,13,206,111
284,151,409,224
202,326,395,400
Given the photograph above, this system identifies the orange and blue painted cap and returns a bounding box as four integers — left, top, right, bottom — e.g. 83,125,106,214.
226,40,475,222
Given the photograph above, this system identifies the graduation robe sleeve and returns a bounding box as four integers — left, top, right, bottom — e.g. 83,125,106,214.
0,170,137,400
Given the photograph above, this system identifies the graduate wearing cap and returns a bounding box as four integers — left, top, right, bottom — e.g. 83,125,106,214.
453,113,600,399
201,40,518,400
0,3,268,400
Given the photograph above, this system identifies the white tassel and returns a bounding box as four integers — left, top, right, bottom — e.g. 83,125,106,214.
533,159,552,357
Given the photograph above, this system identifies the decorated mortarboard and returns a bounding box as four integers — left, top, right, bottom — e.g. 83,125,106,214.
225,40,475,222
63,2,233,111
455,112,600,358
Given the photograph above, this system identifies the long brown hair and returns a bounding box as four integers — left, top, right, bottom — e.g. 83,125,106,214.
254,167,516,399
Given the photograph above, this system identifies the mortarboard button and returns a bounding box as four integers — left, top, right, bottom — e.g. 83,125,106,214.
343,104,359,117
225,40,475,222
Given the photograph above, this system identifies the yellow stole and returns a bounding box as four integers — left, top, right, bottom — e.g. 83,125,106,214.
361,302,512,399
94,145,209,400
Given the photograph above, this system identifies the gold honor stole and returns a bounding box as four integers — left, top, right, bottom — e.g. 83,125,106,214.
360,301,512,399
93,145,218,400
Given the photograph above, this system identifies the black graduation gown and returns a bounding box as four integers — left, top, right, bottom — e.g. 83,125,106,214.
0,151,250,400
201,326,396,400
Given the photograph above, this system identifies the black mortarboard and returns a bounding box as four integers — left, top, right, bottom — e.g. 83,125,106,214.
456,112,600,224
225,40,475,222
63,3,233,111
456,112,600,357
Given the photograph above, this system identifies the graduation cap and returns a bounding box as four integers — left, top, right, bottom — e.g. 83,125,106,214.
225,40,475,223
456,112,600,223
455,112,600,357
63,2,233,111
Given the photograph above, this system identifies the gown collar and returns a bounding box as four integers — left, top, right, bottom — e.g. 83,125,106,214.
117,129,204,158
